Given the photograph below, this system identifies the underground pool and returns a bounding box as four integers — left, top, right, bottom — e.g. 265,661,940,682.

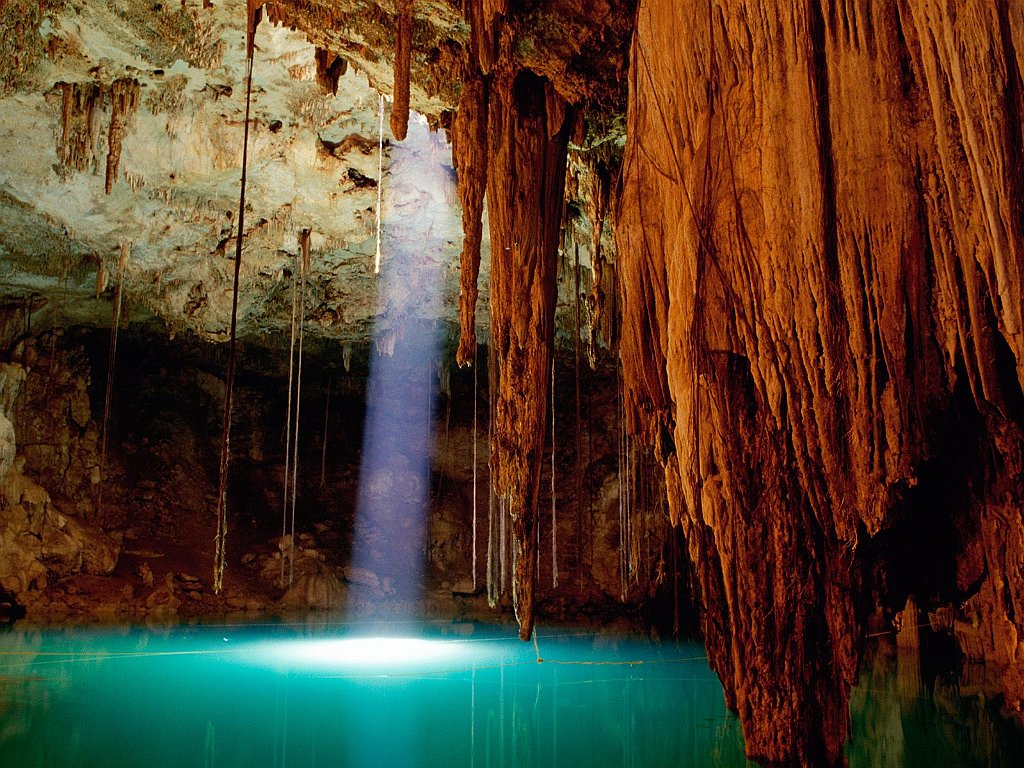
0,621,1021,767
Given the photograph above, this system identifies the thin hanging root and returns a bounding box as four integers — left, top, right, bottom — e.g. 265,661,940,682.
499,495,507,596
574,242,584,590
96,240,130,518
487,341,499,608
617,352,627,601
289,228,311,588
320,376,330,489
472,348,479,592
214,7,260,594
374,92,384,275
551,362,558,588
280,255,299,589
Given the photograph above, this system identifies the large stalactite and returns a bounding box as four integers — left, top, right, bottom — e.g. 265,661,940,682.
486,68,574,641
390,0,414,140
453,1,584,640
453,71,489,367
616,1,1024,764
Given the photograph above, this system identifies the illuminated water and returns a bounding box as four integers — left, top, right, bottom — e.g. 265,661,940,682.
0,622,1020,767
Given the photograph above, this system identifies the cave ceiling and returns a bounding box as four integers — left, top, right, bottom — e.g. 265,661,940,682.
0,0,528,345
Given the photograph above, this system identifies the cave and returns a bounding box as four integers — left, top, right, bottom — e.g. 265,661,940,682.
1,1,1023,766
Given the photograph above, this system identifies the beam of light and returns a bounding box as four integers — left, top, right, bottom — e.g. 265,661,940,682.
349,110,459,607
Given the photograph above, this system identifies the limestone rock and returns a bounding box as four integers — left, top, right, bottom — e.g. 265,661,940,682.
61,514,119,575
615,1,1024,763
0,413,14,481
282,572,347,611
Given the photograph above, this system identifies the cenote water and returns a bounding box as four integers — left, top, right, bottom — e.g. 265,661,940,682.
0,621,1021,767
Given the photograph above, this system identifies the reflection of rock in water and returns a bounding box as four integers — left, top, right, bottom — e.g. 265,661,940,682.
0,630,44,744
848,638,1024,766
849,642,906,768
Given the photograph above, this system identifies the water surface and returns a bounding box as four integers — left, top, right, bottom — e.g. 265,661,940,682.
0,621,1019,767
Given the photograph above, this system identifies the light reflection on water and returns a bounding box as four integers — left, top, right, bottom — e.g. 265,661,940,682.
0,622,1019,767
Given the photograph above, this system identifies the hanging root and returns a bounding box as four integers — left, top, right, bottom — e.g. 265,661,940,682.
319,376,330,489
551,361,558,588
374,93,385,275
214,5,260,594
487,340,499,608
280,252,299,589
288,228,311,588
472,349,479,591
96,240,131,519
574,242,584,590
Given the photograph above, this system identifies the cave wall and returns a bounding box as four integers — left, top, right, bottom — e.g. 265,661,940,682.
0,313,664,622
615,1,1024,764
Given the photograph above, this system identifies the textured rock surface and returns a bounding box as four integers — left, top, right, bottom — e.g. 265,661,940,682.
616,1,1024,763
0,0,482,343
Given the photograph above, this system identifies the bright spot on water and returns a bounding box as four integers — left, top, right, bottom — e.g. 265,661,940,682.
240,636,492,672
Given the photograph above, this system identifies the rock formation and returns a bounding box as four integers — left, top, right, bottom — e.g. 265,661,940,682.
616,1,1024,764
2,1,1024,765
390,0,414,140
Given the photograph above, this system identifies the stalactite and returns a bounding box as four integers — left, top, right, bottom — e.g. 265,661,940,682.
57,81,102,174
453,72,489,367
96,240,130,519
213,3,259,594
374,92,384,275
314,47,346,95
486,69,575,641
288,229,310,588
104,78,140,195
389,0,413,141
280,254,298,588
94,261,108,298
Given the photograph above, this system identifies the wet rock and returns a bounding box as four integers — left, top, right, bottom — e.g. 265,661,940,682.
137,562,155,587
61,514,119,575
145,573,180,616
451,578,477,596
282,572,346,610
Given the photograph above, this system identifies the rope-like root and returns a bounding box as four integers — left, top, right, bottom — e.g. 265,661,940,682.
214,5,260,594
280,253,298,589
288,229,310,588
374,93,384,275
96,240,130,519
472,348,479,591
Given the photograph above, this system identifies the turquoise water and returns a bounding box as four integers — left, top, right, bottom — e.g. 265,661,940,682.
0,622,1020,767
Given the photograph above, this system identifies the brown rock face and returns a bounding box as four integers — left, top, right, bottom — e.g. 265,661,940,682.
616,1,1024,764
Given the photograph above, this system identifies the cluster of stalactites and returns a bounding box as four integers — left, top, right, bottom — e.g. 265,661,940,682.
104,78,140,194
450,0,576,640
56,77,139,193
